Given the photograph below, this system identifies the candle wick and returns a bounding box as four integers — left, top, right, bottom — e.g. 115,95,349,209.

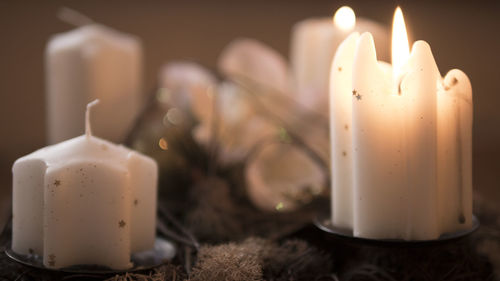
85,99,100,138
57,7,94,27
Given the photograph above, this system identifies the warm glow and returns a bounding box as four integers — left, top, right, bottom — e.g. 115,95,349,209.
158,137,168,150
333,6,356,31
391,7,410,81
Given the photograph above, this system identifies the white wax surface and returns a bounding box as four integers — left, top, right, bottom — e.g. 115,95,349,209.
329,32,473,240
329,33,358,229
12,134,157,269
46,24,142,144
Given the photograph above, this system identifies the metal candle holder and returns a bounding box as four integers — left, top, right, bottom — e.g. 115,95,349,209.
314,210,480,246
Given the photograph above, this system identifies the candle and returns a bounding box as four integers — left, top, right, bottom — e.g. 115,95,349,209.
12,100,157,269
329,8,472,240
46,22,142,144
290,6,389,116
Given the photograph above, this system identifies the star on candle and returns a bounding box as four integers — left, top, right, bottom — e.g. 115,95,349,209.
338,66,342,72
352,89,357,96
118,220,126,228
53,180,61,187
444,77,459,91
133,199,139,206
355,93,362,100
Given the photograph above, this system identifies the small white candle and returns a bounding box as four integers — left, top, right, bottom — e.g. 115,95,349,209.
290,6,389,116
12,100,157,269
329,8,473,240
46,20,142,144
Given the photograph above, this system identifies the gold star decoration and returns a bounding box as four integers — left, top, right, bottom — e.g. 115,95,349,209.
118,220,126,228
338,66,342,72
134,199,139,206
445,77,459,91
352,89,363,100
342,151,347,157
53,180,61,187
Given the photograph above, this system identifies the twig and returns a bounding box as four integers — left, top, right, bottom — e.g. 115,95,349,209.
157,219,196,248
158,205,200,250
13,268,35,281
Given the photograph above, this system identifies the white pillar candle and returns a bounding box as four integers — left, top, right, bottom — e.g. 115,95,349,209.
290,6,389,116
46,23,142,144
12,100,157,269
329,8,473,240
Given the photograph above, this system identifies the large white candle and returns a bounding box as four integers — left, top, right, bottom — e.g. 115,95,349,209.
290,6,389,116
12,100,157,269
329,8,473,240
46,23,142,144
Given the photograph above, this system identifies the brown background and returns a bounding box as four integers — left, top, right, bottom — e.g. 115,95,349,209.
0,0,499,228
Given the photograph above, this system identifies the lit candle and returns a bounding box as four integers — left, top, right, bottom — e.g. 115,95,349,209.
12,100,157,269
46,16,142,144
329,8,472,240
290,6,389,116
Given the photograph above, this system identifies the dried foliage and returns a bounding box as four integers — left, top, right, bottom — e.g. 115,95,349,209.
184,175,322,243
185,177,246,242
105,264,186,281
189,240,263,281
189,237,332,281
260,239,332,281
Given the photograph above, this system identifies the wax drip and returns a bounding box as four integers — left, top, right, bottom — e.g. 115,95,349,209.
57,7,94,27
85,99,100,138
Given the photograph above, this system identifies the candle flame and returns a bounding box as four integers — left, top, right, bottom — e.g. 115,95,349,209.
391,7,410,81
333,6,356,31
85,99,100,138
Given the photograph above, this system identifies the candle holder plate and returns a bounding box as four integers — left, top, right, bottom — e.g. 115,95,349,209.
4,237,176,274
314,211,480,246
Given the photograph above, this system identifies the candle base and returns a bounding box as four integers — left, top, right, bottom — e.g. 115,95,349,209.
5,237,176,274
314,211,479,246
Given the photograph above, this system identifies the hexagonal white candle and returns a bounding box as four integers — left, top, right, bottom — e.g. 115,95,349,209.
329,8,473,240
12,100,157,269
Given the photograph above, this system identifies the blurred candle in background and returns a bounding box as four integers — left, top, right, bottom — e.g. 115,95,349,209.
329,8,473,240
46,14,142,144
290,6,389,116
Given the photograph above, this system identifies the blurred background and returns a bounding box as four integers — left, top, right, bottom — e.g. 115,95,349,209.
0,0,499,227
